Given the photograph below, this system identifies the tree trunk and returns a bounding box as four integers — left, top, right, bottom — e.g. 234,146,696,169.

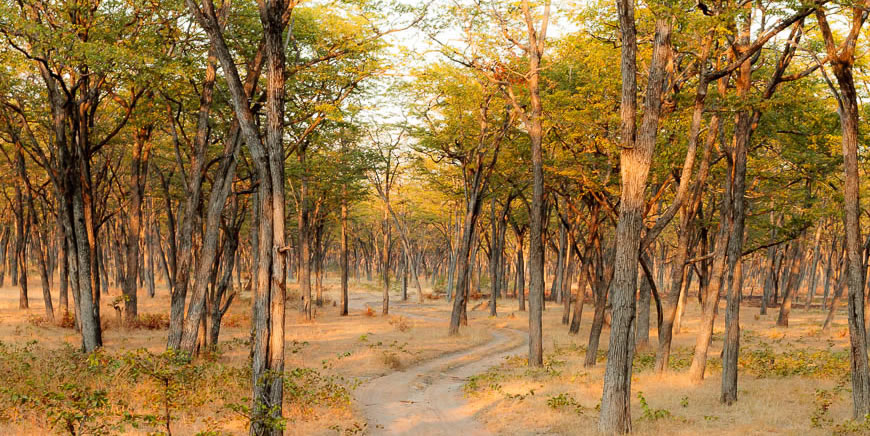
167,51,218,349
299,149,313,319
382,204,391,315
122,127,152,322
830,47,870,418
340,193,349,316
636,267,651,350
804,223,825,309
599,13,671,433
720,43,752,403
569,261,589,335
776,241,803,327
516,229,525,311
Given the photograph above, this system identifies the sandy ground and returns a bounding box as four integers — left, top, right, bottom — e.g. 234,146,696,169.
352,298,527,435
462,298,861,436
0,276,509,435
0,275,864,435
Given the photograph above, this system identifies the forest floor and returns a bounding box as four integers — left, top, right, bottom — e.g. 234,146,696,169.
0,278,863,435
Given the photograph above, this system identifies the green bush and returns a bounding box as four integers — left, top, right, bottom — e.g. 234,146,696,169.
739,346,850,379
546,392,585,415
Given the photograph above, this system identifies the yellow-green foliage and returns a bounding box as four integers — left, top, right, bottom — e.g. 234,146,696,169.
738,346,850,379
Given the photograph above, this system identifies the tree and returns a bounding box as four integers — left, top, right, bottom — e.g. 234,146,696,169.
598,4,672,432
815,0,870,418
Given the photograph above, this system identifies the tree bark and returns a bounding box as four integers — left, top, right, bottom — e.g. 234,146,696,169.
599,12,671,433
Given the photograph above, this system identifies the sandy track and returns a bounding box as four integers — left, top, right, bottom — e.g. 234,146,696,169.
350,296,527,435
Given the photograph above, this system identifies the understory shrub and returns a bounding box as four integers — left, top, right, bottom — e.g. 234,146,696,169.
0,341,356,434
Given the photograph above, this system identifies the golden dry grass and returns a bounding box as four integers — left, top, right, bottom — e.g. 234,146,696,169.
0,275,864,435
465,298,861,436
0,277,491,435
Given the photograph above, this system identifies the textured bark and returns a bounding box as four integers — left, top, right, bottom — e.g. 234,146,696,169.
207,199,242,348
13,157,29,311
776,242,803,327
569,261,589,335
586,242,613,368
720,133,749,403
446,211,458,300
584,274,607,367
823,238,839,308
299,149,313,319
175,21,267,346
178,132,242,352
804,223,825,309
636,267,651,350
382,206,391,315
34,59,103,351
32,226,54,323
58,230,69,316
688,157,732,383
167,50,219,349
561,243,577,325
823,255,847,331
654,53,719,373
673,266,691,333
518,1,549,368
122,127,153,322
720,32,754,403
340,193,349,316
448,190,484,334
0,227,7,287
185,1,289,432
599,12,671,433
514,225,526,312
815,5,870,418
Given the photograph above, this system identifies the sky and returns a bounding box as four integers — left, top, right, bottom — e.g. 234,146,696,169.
361,0,581,125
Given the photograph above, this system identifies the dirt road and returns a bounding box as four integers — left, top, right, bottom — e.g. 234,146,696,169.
351,296,526,435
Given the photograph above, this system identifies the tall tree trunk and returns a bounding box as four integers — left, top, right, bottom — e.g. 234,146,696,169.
599,12,671,433
382,204,391,315
569,260,589,335
823,11,870,414
58,230,69,316
776,241,803,327
14,182,28,310
804,223,825,309
0,227,8,287
636,267,651,350
449,188,486,334
299,149,313,319
525,11,547,369
654,65,719,372
184,2,290,431
515,228,526,311
688,162,732,383
340,192,349,316
167,50,219,349
490,196,500,316
122,127,153,322
720,35,753,403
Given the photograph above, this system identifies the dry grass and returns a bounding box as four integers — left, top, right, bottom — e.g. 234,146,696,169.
2,274,858,435
464,298,861,436
0,277,491,435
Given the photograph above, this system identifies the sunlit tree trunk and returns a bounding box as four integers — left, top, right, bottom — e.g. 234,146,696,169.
599,12,671,433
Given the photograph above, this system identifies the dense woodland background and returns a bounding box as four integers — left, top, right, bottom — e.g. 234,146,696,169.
2,0,870,434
